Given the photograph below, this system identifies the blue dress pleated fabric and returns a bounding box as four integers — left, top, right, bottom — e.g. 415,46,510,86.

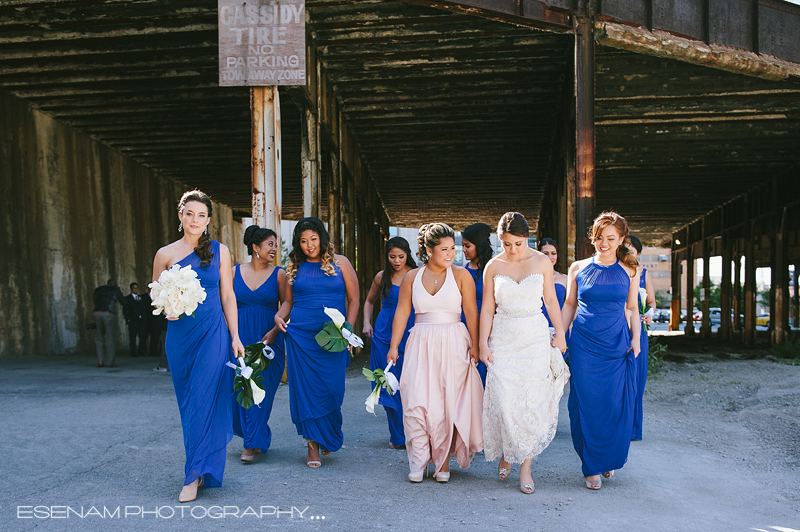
463,265,487,387
285,261,348,452
632,268,649,441
165,240,233,487
231,264,285,451
542,283,570,359
370,283,415,447
567,259,636,476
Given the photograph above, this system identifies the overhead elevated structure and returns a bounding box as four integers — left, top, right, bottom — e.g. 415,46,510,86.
1,0,799,355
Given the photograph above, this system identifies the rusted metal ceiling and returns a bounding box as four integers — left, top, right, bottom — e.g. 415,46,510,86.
1,0,799,242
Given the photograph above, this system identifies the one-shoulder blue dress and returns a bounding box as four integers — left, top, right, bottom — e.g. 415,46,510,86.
542,282,569,359
633,268,649,441
463,265,487,387
165,240,233,487
285,261,348,452
231,264,285,451
567,259,636,477
370,282,415,447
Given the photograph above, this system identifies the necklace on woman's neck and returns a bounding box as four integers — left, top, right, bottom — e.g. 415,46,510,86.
428,266,446,284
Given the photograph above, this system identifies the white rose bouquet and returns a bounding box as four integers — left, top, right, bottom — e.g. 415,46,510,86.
148,264,207,319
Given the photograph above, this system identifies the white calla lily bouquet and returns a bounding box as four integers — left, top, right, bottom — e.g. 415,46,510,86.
149,264,207,319
226,342,275,409
362,363,400,415
315,307,364,355
638,287,651,332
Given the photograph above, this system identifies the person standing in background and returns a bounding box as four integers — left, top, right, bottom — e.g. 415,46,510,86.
93,279,126,367
124,282,150,357
151,312,169,372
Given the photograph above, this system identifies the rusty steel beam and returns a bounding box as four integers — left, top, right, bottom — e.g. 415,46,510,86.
251,86,282,264
575,15,595,260
397,0,572,32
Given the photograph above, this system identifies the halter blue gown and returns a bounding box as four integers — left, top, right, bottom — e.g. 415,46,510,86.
542,282,569,359
231,264,285,451
285,261,348,452
369,282,415,447
633,268,649,441
463,265,487,387
165,240,233,487
567,259,636,477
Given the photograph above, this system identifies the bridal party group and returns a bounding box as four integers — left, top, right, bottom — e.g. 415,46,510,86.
152,189,656,503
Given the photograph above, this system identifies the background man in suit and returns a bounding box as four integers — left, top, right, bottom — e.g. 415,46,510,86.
93,279,126,367
124,282,150,357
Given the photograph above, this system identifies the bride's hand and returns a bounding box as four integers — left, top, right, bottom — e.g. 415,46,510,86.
479,345,492,365
551,332,567,354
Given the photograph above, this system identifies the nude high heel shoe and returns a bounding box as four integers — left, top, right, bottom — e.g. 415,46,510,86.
178,476,204,503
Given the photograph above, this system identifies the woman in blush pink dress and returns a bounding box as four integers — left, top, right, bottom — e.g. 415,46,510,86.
387,223,484,483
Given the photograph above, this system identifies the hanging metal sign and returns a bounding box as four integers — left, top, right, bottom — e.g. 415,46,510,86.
218,0,306,86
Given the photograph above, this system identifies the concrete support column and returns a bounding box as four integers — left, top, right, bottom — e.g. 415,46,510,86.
701,233,711,338
670,249,682,332
301,109,319,218
772,207,789,345
685,246,695,335
743,220,756,345
574,15,595,260
251,86,282,264
720,233,733,341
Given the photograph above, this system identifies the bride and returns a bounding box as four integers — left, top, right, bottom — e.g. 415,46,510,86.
479,212,570,494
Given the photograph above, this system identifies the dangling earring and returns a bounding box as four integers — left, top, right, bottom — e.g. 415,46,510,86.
256,251,260,259
178,222,183,232
204,226,208,235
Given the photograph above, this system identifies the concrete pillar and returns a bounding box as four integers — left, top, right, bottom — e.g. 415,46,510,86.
720,233,733,341
670,249,681,332
772,207,789,345
685,246,695,335
574,15,596,261
251,86,282,264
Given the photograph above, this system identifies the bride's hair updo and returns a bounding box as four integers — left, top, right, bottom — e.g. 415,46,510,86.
417,223,455,264
178,189,214,268
590,211,638,271
497,212,529,238
286,216,337,283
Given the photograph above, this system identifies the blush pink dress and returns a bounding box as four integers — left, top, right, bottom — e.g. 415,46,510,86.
400,265,484,475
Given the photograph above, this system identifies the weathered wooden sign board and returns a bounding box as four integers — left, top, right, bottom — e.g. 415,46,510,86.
218,0,306,86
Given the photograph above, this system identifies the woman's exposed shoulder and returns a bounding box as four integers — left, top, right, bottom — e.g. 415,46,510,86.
373,270,384,283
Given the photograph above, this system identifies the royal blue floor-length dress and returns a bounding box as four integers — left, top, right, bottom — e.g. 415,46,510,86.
632,267,649,441
369,283,415,447
165,240,233,487
285,261,349,452
567,259,636,476
463,265,487,387
542,282,569,359
231,264,285,451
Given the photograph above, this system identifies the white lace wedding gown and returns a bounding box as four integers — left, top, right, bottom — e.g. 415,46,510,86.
483,274,571,463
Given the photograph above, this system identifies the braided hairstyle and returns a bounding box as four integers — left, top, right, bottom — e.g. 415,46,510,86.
378,237,417,299
461,222,493,277
417,223,455,264
286,217,337,283
178,189,214,268
590,211,639,272
243,225,277,255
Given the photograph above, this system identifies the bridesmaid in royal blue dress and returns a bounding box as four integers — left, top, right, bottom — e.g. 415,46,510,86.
232,225,287,463
539,238,570,358
274,217,360,468
461,223,493,386
362,237,417,449
151,190,244,503
561,211,642,490
627,235,655,441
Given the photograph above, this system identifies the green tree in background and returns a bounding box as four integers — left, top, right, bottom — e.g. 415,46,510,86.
694,281,721,309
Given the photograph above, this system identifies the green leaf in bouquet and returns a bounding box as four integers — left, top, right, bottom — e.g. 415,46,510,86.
362,367,376,381
315,322,349,352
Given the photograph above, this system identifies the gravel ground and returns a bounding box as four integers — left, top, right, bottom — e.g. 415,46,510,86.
0,344,798,532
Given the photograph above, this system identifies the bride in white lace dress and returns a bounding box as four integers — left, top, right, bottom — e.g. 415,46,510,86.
479,212,570,494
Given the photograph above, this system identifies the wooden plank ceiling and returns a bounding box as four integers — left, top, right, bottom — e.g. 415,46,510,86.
0,0,798,242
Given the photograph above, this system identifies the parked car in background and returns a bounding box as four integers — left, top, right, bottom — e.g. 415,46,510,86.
708,308,722,324
693,309,702,321
755,314,770,327
654,310,670,323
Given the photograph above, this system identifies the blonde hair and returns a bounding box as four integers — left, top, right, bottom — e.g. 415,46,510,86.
417,223,455,264
285,217,339,283
286,242,338,284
